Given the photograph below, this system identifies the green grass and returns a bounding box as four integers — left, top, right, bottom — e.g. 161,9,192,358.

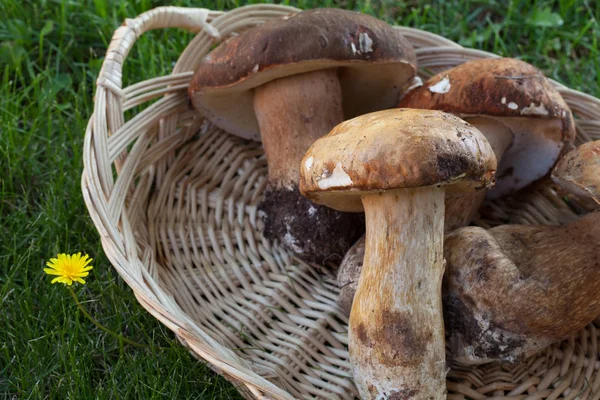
1,0,598,398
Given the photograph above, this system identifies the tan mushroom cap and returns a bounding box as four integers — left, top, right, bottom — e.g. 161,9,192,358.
299,109,497,212
552,140,600,209
189,8,417,141
399,58,576,198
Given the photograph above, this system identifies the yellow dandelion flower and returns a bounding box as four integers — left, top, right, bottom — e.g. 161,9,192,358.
44,253,93,286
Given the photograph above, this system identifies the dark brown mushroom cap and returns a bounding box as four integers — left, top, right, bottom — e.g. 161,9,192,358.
552,140,600,209
189,8,417,141
299,109,497,212
398,58,575,199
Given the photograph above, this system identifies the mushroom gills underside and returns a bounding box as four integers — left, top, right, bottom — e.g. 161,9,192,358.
191,61,415,141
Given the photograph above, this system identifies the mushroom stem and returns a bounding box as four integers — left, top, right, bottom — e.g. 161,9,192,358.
253,69,343,186
465,117,513,162
253,69,364,265
351,187,446,400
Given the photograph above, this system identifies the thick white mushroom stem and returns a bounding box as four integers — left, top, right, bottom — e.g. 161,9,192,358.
465,117,513,162
253,69,343,187
350,187,446,400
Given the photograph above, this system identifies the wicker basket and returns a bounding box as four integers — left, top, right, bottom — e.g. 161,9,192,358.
82,4,600,399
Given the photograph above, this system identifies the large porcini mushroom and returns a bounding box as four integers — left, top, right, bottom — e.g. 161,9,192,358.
189,8,417,265
552,140,600,210
299,109,496,399
399,58,576,199
444,211,600,365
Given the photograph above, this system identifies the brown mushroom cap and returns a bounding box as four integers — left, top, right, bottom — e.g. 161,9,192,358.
299,108,497,212
189,8,417,141
551,140,600,209
443,211,600,364
399,58,576,199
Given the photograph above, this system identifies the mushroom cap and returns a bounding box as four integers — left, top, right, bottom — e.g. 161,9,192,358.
299,109,497,212
551,140,600,209
189,8,417,141
398,58,576,198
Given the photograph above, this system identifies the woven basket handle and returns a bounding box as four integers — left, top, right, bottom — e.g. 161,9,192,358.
96,7,221,93
90,7,222,197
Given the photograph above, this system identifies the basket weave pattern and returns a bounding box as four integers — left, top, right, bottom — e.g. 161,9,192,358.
82,5,600,399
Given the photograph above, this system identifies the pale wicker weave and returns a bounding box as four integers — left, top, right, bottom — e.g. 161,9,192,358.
81,4,600,400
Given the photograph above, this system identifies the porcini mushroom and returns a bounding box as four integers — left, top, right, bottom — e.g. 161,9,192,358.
399,58,576,199
552,140,600,210
299,109,496,399
444,211,600,365
189,8,417,264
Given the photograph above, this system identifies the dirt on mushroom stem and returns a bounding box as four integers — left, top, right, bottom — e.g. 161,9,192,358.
257,184,364,266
